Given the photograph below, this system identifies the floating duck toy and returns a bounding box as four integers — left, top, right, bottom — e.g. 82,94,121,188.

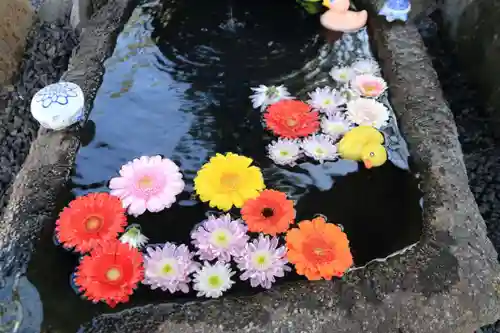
378,0,411,22
320,0,368,33
337,126,387,169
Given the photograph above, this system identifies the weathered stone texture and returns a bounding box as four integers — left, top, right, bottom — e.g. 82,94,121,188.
0,0,34,85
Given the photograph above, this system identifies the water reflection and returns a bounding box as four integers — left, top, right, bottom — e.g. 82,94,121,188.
26,0,422,331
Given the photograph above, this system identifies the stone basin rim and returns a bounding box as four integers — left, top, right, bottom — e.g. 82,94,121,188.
0,0,499,332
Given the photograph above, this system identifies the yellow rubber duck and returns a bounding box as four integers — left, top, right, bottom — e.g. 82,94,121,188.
337,126,387,169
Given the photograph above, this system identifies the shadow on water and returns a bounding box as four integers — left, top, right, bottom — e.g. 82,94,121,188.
25,0,422,331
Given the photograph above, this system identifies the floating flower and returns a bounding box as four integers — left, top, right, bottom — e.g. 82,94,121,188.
329,66,355,83
301,134,339,163
351,74,387,98
351,59,380,76
55,192,127,253
191,214,249,262
346,98,389,129
267,138,302,166
321,114,352,141
250,85,293,110
307,87,346,114
193,261,235,298
235,235,291,289
264,100,320,139
286,216,353,280
241,189,295,235
119,224,149,249
109,155,185,217
142,242,199,294
194,153,265,211
74,240,144,307
339,86,361,101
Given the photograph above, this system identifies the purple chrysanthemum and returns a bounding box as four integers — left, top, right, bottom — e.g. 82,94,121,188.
191,214,249,262
234,235,291,289
142,242,199,294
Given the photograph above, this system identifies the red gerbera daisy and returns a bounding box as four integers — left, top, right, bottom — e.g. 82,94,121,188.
56,192,127,253
74,240,144,307
241,189,295,235
264,100,320,138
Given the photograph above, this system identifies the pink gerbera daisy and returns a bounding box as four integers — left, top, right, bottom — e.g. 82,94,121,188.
109,155,185,216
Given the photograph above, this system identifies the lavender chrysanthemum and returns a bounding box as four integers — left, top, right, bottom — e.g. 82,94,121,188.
191,214,249,262
307,87,346,114
143,242,199,294
235,235,291,289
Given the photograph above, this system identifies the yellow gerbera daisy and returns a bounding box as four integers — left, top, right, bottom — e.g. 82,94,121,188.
194,153,265,211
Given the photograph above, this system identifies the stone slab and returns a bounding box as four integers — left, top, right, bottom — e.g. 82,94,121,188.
72,16,500,333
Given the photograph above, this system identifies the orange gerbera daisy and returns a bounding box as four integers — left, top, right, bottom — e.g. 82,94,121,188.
264,100,320,138
286,216,353,280
241,189,295,235
74,240,144,307
56,192,127,253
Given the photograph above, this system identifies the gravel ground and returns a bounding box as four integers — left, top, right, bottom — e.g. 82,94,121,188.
0,19,77,211
417,12,500,333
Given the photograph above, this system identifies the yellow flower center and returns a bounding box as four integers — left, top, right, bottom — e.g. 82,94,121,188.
105,267,122,282
363,83,377,94
138,175,154,189
211,229,230,248
279,150,289,156
324,99,331,105
208,275,222,288
84,215,103,232
220,172,240,190
162,263,174,275
286,118,297,127
315,147,325,155
252,251,271,269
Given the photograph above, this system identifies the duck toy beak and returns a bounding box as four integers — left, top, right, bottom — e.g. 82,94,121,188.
363,160,373,169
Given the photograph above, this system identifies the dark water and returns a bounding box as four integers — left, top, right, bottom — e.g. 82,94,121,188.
27,0,422,331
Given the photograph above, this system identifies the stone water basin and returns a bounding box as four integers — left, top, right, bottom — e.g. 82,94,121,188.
24,0,424,331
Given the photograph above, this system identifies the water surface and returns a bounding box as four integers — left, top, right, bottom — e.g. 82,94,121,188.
27,1,422,331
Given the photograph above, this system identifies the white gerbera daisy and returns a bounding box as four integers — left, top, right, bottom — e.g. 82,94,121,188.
307,87,346,114
346,98,390,129
249,85,293,110
321,114,352,141
119,224,149,249
329,66,355,83
267,138,301,166
301,134,339,163
193,261,235,298
351,59,381,76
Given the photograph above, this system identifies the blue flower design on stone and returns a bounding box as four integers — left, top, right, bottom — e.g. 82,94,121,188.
378,0,411,22
35,82,79,108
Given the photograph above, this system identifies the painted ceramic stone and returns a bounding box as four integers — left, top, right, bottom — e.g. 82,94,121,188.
378,0,411,22
30,81,85,130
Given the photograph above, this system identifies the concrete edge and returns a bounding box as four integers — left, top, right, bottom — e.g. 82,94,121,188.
77,16,500,333
0,0,137,276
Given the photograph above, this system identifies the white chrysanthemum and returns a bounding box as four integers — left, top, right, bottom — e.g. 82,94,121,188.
351,59,381,76
329,66,355,83
119,224,149,249
249,85,293,110
346,98,390,129
267,138,301,166
321,114,352,141
307,87,346,114
301,134,339,163
193,261,235,298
